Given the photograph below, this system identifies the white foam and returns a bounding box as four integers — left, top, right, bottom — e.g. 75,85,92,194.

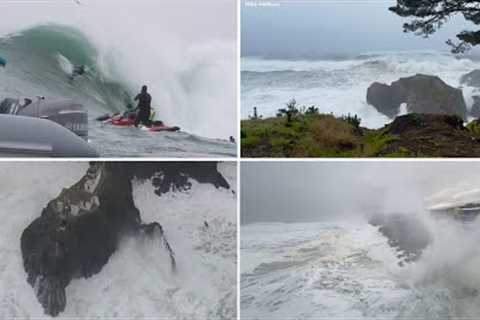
0,162,236,319
242,52,479,128
0,1,236,139
55,53,74,75
398,102,408,116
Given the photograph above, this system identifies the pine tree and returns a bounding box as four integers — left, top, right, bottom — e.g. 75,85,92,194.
390,0,480,53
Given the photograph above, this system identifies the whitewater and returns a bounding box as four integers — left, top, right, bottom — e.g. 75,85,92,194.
241,209,480,320
0,10,236,157
242,51,480,128
0,162,237,319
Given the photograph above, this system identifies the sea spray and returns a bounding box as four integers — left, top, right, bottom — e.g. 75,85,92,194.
0,162,236,319
0,0,236,140
0,24,236,156
242,51,480,128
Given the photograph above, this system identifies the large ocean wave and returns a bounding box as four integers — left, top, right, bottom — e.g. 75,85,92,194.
242,51,480,128
0,24,236,156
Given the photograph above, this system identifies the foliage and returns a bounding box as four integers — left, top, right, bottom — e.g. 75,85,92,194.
341,113,361,130
305,105,319,115
363,132,398,156
467,119,480,136
248,107,262,120
241,135,261,148
389,0,480,53
277,99,300,124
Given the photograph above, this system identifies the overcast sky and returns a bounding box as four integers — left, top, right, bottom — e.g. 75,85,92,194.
241,161,480,224
0,0,236,42
242,0,476,58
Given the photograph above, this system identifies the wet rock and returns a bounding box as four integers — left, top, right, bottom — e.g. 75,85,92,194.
471,95,480,118
367,74,467,120
21,162,228,317
369,213,431,264
366,82,405,118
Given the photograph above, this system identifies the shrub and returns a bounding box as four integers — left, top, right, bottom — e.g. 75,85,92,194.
241,135,261,148
341,113,361,130
277,99,300,124
305,106,319,115
308,115,359,149
248,107,262,120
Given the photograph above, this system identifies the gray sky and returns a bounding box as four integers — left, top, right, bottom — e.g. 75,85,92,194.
242,0,476,58
0,0,236,42
241,161,480,224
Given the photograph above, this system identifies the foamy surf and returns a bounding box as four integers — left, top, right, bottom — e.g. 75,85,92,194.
0,162,237,319
242,51,480,128
241,216,480,319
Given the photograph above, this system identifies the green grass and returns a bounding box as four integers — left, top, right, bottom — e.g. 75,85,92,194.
242,114,379,157
240,112,409,157
362,131,398,156
241,135,261,148
467,120,480,137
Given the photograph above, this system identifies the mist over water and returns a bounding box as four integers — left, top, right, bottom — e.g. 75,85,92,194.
241,162,480,319
241,161,480,224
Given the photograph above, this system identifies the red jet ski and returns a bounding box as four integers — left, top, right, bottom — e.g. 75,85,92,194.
148,122,181,132
99,112,180,132
111,116,135,126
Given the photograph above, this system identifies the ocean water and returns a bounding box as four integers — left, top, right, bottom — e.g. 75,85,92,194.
241,213,480,320
0,24,236,157
0,162,237,319
242,51,480,128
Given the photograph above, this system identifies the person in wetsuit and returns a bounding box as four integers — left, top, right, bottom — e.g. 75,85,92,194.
73,65,85,76
134,85,152,127
70,65,86,81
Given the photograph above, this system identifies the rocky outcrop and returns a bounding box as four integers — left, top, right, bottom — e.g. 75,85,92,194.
369,213,431,265
471,95,480,118
379,113,480,157
367,74,467,120
460,69,480,88
21,162,229,317
366,82,405,118
125,162,230,196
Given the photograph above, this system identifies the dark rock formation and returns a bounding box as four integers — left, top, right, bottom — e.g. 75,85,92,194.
386,113,464,135
369,213,431,265
125,162,230,196
366,82,405,118
460,69,480,88
21,162,229,317
367,74,467,120
471,95,480,118
379,113,480,157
